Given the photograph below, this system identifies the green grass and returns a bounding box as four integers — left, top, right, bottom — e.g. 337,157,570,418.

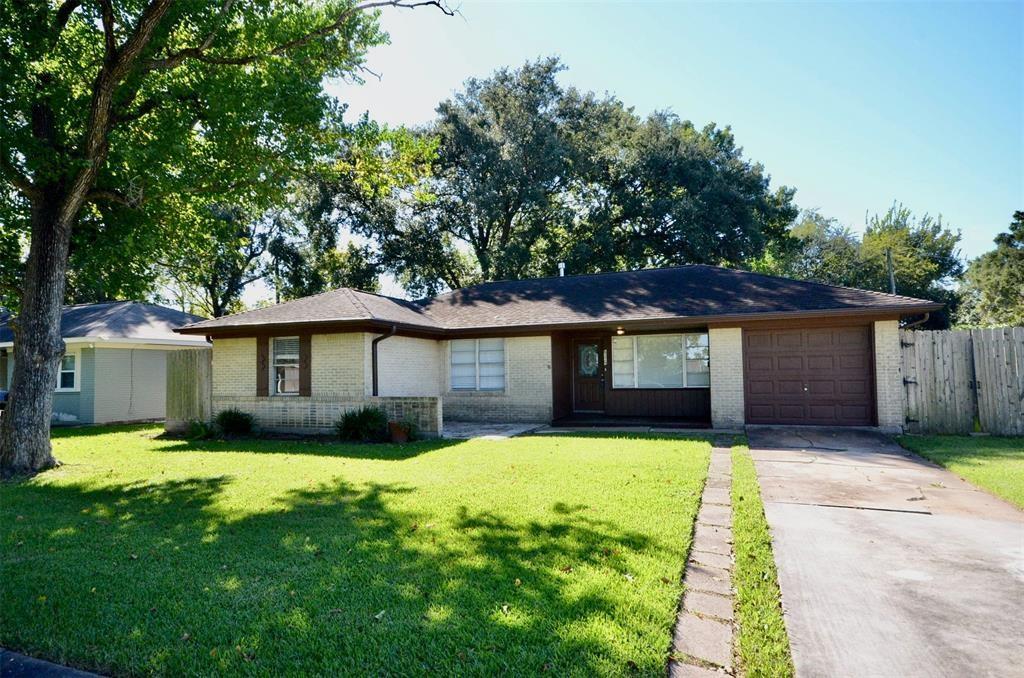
897,435,1024,509
1,425,710,676
731,443,793,678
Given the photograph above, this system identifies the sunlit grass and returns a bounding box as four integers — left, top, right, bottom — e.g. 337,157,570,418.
731,443,793,678
897,435,1024,509
2,425,710,676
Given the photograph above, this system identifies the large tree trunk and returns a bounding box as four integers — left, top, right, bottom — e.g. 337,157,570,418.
0,195,75,476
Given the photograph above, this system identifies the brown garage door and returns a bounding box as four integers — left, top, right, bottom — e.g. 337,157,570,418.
744,325,875,426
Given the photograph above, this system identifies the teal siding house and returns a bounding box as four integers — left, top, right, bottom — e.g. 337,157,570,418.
1,302,209,425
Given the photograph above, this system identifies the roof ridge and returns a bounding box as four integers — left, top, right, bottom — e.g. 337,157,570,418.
343,287,372,318
717,266,936,304
432,264,705,298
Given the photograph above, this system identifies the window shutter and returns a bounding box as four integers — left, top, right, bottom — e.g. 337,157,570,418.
256,336,269,397
299,334,311,397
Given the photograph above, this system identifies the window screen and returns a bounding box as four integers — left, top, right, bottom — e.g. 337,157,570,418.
273,337,300,395
450,338,505,391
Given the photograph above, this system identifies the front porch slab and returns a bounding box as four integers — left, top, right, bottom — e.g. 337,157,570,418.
441,421,546,440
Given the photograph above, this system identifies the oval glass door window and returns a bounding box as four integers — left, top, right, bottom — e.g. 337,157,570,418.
578,343,600,376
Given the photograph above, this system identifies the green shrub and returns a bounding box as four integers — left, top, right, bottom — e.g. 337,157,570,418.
215,408,254,437
187,420,214,440
336,406,388,442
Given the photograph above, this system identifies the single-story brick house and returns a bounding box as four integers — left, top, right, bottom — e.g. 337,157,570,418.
174,265,941,435
1,301,209,424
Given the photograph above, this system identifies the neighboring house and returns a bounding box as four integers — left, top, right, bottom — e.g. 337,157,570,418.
174,265,941,434
1,302,209,425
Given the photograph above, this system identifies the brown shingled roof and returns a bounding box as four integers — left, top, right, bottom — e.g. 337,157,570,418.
176,265,941,336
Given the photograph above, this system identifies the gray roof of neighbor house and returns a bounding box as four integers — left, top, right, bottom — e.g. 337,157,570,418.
0,301,210,346
175,265,942,336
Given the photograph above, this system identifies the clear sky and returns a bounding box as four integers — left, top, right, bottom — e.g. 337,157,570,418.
329,0,1023,263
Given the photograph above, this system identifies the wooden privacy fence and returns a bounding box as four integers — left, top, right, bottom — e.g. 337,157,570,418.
901,327,1024,435
165,348,212,434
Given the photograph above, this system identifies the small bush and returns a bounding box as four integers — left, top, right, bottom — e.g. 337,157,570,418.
215,408,254,437
187,420,214,440
336,406,388,442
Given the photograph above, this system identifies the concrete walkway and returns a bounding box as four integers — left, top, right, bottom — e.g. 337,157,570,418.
440,421,545,439
748,427,1024,678
669,445,736,676
0,650,101,677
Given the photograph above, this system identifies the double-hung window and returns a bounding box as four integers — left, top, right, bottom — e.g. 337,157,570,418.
272,337,300,395
450,338,505,391
56,352,78,391
611,333,709,388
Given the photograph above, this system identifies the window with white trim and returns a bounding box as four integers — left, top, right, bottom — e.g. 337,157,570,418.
611,333,709,388
56,352,78,391
272,337,300,395
450,338,505,391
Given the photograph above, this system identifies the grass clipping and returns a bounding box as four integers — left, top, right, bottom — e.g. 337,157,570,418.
731,444,794,678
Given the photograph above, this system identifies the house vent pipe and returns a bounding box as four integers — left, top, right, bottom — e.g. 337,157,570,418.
558,262,566,277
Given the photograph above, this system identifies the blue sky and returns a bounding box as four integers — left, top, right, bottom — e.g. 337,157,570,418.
329,0,1022,263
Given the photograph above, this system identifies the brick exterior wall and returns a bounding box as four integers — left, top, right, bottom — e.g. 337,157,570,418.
212,337,257,397
311,332,368,398
376,335,442,396
211,395,442,436
873,319,903,432
440,335,553,422
709,327,745,429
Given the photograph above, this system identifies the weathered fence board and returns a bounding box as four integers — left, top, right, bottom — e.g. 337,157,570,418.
901,327,1024,435
165,348,212,434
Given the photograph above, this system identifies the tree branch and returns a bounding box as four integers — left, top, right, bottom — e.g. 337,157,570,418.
85,188,139,207
146,0,454,71
0,154,41,201
50,0,83,42
99,0,117,57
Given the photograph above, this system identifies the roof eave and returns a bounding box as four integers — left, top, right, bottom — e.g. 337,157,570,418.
174,302,942,338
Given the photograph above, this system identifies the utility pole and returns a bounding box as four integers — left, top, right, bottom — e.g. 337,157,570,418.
886,248,896,294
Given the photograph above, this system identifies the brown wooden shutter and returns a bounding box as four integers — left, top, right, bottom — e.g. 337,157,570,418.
256,336,269,397
298,334,312,397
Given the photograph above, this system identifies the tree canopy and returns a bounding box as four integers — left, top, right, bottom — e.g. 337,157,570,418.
755,204,964,328
958,211,1024,327
0,0,452,474
346,58,798,296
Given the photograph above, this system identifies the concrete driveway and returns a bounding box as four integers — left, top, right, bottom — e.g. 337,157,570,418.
748,427,1024,678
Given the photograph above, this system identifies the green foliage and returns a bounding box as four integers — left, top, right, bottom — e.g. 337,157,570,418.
2,425,708,675
732,444,794,678
957,211,1024,327
0,0,404,309
335,405,388,442
757,205,963,328
187,419,214,440
351,57,796,295
214,408,254,437
898,435,1024,509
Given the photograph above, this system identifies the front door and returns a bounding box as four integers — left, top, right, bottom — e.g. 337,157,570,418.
573,338,606,413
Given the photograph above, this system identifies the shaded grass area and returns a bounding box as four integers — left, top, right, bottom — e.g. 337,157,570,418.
731,443,793,678
897,435,1024,509
2,425,710,676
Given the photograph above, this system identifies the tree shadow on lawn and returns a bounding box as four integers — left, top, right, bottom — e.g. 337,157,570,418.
899,435,1024,468
155,436,465,461
2,472,683,676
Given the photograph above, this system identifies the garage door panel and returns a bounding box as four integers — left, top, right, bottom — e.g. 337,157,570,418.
807,355,835,370
746,355,773,371
744,326,875,426
777,355,804,371
808,380,836,396
775,333,804,348
776,379,805,395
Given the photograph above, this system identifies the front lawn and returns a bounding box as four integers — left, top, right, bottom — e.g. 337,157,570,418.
897,435,1024,509
731,443,793,678
1,426,709,676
